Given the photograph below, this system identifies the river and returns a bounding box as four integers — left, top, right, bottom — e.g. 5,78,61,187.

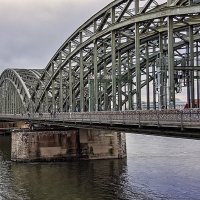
0,133,200,200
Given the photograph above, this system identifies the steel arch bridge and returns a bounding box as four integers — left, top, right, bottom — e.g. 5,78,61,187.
0,0,200,115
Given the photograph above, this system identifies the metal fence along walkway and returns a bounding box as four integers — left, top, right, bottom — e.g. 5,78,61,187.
1,109,200,132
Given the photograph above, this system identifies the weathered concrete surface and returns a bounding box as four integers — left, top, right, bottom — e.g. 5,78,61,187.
79,129,126,159
0,121,28,129
11,129,126,162
0,121,29,135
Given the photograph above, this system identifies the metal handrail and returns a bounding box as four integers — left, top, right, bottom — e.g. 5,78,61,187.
1,109,200,129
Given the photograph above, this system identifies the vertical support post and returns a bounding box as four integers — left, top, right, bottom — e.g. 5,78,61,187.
168,16,175,109
6,86,8,113
128,51,132,110
111,7,116,111
163,36,168,109
13,87,15,113
135,0,139,14
80,32,84,112
89,79,94,112
15,90,18,114
45,90,48,112
59,69,63,112
8,85,11,114
69,42,73,112
196,42,200,108
159,33,164,109
93,36,98,111
8,86,11,113
186,45,191,108
146,43,150,110
0,88,2,114
152,63,156,110
124,65,127,110
118,48,122,111
14,90,17,114
3,85,5,113
12,87,14,113
52,64,56,112
3,83,5,114
10,87,12,113
131,54,135,110
5,83,7,114
6,85,8,114
12,88,15,113
6,84,8,114
135,0,141,110
103,44,108,111
2,84,4,114
17,91,19,114
19,100,21,115
189,25,195,107
7,85,9,114
10,86,13,113
10,85,14,114
8,88,12,114
2,88,4,113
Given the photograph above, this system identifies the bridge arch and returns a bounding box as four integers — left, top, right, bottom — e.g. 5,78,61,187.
0,69,43,114
1,0,200,114
30,0,200,113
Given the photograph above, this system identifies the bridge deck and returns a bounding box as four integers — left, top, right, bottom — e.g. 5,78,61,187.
1,110,200,137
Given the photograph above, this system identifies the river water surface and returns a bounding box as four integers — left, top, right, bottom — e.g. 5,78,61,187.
0,133,200,200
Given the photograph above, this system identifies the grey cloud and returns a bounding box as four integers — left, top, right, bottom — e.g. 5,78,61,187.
0,0,112,73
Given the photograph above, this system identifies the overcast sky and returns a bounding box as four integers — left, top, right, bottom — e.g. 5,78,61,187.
0,0,187,101
0,0,113,73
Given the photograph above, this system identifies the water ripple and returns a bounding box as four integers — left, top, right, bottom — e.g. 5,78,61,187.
0,134,200,200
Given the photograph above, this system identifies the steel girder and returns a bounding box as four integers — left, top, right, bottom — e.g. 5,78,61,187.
0,69,43,114
30,0,200,113
1,0,200,114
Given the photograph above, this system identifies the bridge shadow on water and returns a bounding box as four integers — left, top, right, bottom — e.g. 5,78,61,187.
0,135,11,161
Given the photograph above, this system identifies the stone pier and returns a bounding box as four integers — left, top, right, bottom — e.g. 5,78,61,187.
11,129,126,162
0,121,28,129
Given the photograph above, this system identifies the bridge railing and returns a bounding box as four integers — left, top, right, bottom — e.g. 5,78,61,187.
1,109,200,127
37,109,200,126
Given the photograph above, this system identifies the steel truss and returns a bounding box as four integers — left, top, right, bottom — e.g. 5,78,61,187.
0,69,43,114
0,0,200,114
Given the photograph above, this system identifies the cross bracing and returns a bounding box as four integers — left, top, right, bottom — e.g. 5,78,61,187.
0,69,43,114
0,0,200,114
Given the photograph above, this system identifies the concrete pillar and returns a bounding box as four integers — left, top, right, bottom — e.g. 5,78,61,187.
11,129,126,162
79,129,126,159
0,121,28,129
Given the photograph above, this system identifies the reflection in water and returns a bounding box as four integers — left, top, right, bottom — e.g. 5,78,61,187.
11,160,129,200
0,135,11,160
1,134,200,200
0,135,23,200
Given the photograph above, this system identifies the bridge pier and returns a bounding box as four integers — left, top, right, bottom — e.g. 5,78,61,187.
11,129,126,162
0,121,28,129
